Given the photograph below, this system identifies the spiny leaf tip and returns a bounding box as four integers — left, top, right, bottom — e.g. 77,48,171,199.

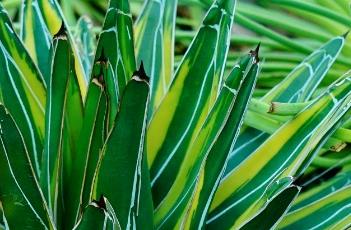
342,30,350,38
250,42,260,63
132,61,149,82
92,195,107,211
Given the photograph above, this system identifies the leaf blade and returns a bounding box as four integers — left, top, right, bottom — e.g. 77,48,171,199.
0,105,54,229
147,0,237,207
208,73,351,229
93,75,153,229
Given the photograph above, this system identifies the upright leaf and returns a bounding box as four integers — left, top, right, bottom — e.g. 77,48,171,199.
93,68,153,229
74,16,96,78
74,204,108,230
0,4,46,176
60,48,85,230
34,0,87,97
147,0,237,206
94,0,136,101
0,105,54,229
21,0,52,80
134,0,178,115
0,47,44,177
67,58,110,227
162,0,177,92
183,52,259,229
154,50,259,229
40,29,74,222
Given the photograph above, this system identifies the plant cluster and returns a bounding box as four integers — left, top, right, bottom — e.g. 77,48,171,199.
0,0,350,230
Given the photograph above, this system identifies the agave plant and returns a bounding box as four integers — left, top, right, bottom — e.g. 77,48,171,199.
0,0,351,230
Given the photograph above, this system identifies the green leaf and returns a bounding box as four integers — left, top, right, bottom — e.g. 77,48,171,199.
0,206,3,229
263,35,345,103
89,54,119,131
40,31,77,223
60,40,85,230
208,72,351,229
146,0,237,207
61,0,76,25
0,5,46,122
93,73,153,229
74,205,107,230
67,60,109,227
155,50,259,229
94,0,136,100
241,186,300,230
291,169,351,212
0,218,4,230
35,0,88,97
134,0,177,115
278,185,351,229
0,29,45,177
184,55,258,229
74,16,96,79
79,78,108,207
0,105,54,229
20,0,52,81
162,0,177,92
73,196,121,230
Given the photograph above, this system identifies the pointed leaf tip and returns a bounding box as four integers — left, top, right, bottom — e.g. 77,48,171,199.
132,61,149,82
92,195,107,211
250,43,260,63
53,22,67,39
342,30,349,38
